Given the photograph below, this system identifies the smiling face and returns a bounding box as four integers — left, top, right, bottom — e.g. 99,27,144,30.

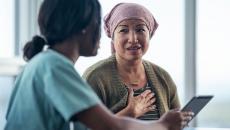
113,19,150,61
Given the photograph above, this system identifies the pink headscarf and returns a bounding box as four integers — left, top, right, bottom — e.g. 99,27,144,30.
104,3,158,38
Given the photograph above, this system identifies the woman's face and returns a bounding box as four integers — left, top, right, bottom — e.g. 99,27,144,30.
113,19,150,61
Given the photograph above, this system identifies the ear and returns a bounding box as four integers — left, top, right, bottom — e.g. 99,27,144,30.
111,41,116,54
81,29,86,34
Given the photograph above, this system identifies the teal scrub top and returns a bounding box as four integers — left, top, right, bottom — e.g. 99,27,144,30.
5,49,100,130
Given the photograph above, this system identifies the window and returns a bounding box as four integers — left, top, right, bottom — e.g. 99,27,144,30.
0,0,15,58
0,0,15,129
0,0,41,129
197,0,230,127
76,0,185,103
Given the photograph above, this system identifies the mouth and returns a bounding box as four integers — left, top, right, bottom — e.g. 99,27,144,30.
126,45,142,50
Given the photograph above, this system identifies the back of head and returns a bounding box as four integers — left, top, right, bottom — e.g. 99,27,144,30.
23,0,101,61
104,2,158,39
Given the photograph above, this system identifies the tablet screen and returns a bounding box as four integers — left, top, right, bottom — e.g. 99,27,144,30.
181,95,213,119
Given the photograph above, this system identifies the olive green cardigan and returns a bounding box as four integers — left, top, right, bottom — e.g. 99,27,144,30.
83,55,180,116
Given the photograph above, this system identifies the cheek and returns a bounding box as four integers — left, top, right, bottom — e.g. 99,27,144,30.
113,42,122,51
113,37,126,49
144,42,149,51
141,38,150,51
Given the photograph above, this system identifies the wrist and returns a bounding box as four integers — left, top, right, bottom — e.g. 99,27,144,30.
125,105,137,118
158,118,170,130
152,120,168,130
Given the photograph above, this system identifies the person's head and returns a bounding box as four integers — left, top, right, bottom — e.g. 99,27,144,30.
104,3,158,61
23,0,101,61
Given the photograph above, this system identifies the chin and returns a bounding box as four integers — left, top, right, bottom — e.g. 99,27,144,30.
90,49,98,56
90,52,98,56
131,55,143,60
125,56,141,61
80,51,98,57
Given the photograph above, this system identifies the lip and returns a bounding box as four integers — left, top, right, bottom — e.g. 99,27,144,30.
126,46,141,50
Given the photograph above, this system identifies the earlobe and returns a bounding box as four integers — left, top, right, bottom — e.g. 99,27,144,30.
111,42,116,54
81,29,86,34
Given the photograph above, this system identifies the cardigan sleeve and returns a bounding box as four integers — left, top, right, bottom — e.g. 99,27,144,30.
157,67,181,109
149,61,181,110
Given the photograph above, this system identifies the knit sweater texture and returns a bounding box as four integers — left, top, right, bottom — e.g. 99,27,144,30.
83,55,180,116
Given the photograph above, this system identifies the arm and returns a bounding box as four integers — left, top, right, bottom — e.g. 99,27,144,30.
72,104,193,130
153,64,181,109
161,69,181,109
72,104,164,130
85,75,156,118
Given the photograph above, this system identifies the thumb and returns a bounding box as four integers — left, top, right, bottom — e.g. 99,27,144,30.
127,87,134,99
171,108,180,112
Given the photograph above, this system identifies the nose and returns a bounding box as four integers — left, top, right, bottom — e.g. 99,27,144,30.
128,31,138,44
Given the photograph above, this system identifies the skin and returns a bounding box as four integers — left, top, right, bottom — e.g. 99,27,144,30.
117,88,156,118
113,19,150,62
112,19,158,118
51,19,194,130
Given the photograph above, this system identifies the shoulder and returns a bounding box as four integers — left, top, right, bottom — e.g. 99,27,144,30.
143,60,172,79
25,49,75,79
39,49,72,68
83,55,114,80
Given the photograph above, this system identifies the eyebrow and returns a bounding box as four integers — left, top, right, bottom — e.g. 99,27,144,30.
136,24,147,27
117,25,128,27
118,24,147,28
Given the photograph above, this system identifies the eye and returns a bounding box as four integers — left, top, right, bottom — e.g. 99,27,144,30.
119,28,129,33
136,28,146,33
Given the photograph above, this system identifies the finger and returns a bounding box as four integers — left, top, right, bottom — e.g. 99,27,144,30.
144,99,156,108
144,105,156,113
145,92,155,101
181,121,187,129
185,122,189,127
182,112,194,119
188,111,195,117
127,87,134,99
181,120,190,129
147,98,156,106
181,112,193,125
150,105,156,111
140,89,152,98
149,97,156,104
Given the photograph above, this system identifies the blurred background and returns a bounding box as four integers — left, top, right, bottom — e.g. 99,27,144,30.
0,0,229,129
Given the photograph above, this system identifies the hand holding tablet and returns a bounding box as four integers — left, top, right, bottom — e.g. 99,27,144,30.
181,95,214,122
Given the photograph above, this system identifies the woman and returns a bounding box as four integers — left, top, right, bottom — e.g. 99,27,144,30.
5,0,193,130
83,3,180,120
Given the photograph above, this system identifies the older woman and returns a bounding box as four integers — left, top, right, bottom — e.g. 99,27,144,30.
83,2,181,120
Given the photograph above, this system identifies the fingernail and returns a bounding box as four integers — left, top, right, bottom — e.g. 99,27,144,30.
191,112,195,116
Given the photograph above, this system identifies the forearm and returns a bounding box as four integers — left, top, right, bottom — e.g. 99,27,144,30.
115,116,167,130
96,113,167,130
73,104,118,130
115,106,135,118
74,104,168,130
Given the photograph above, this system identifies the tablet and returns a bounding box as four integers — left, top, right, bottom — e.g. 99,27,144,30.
181,95,213,119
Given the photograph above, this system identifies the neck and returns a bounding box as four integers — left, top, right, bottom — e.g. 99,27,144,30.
116,55,146,88
116,55,143,73
51,39,80,64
